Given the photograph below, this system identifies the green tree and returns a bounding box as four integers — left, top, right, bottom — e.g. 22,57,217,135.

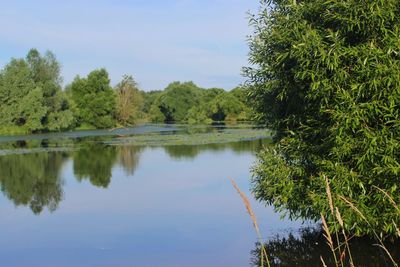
200,87,225,103
0,49,74,133
186,87,251,124
156,81,202,122
0,59,38,132
187,107,211,124
68,69,116,129
18,87,48,131
141,90,162,114
207,92,244,121
26,49,61,97
148,105,166,122
25,49,74,131
186,87,224,124
246,0,400,236
115,75,143,125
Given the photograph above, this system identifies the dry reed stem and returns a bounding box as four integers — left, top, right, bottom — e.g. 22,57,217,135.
321,214,334,250
321,214,340,266
333,205,355,266
325,175,335,215
231,179,260,234
392,220,400,237
339,195,398,267
230,178,271,267
336,207,355,267
320,256,328,267
373,186,400,214
324,176,344,266
335,207,344,228
339,196,368,222
374,244,398,267
325,176,356,266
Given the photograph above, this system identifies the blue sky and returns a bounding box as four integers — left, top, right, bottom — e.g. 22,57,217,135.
0,0,259,91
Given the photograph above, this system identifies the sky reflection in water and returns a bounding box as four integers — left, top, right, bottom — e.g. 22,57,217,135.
0,139,305,267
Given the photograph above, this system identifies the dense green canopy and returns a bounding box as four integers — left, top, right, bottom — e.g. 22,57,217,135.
246,0,400,235
147,81,251,124
67,69,117,129
0,49,74,134
0,49,253,134
156,81,201,122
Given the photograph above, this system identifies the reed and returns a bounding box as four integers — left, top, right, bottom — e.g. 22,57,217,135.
340,195,399,267
323,176,399,267
239,174,399,266
230,178,271,267
322,175,349,267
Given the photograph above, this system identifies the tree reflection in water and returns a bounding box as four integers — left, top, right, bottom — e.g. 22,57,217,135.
117,145,144,176
0,139,264,214
251,227,400,267
164,139,267,160
0,151,67,214
73,143,117,188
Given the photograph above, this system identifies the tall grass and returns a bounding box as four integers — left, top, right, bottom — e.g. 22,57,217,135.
233,175,400,267
230,179,271,267
322,176,399,267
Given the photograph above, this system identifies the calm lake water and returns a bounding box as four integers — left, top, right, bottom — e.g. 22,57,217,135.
0,125,397,266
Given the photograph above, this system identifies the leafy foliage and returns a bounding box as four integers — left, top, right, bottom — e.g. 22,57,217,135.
146,81,251,124
0,49,74,133
156,81,202,122
68,69,117,129
0,49,253,133
246,0,400,235
115,75,144,125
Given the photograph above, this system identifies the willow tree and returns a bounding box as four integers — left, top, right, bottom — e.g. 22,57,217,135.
245,0,400,236
115,75,143,125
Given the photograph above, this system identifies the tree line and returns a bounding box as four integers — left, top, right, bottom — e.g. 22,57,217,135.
0,49,252,135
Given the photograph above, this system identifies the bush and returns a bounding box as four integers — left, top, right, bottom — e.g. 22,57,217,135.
246,0,400,236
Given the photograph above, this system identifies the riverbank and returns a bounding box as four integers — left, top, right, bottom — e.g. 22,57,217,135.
105,128,271,146
0,124,271,155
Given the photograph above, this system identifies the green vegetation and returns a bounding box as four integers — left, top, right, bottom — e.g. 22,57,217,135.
0,49,74,134
115,75,144,125
156,81,201,122
246,0,400,236
106,127,270,146
146,81,252,124
67,68,117,129
0,50,254,135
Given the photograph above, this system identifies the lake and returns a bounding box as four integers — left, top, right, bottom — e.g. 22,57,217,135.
0,125,396,267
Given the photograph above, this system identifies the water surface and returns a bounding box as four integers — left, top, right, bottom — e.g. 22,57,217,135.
0,125,305,267
1,125,398,266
